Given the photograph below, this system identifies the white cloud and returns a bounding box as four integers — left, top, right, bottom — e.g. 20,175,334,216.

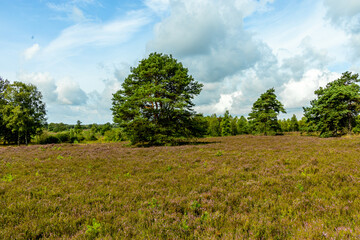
43,14,150,58
56,79,88,105
17,72,57,102
279,69,340,108
23,44,40,60
145,0,170,13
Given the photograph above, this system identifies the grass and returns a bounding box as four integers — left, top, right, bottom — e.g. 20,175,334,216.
1,135,360,239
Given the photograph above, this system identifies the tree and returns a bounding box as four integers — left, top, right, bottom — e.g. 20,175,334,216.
237,116,249,134
221,110,231,136
248,88,286,135
111,53,203,145
303,72,360,137
289,114,299,132
0,77,10,142
1,81,46,145
206,114,221,136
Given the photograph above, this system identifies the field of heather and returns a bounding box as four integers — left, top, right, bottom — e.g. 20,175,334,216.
1,135,360,239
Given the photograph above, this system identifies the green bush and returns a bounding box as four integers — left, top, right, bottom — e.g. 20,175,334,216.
40,135,60,144
56,132,70,143
104,129,124,142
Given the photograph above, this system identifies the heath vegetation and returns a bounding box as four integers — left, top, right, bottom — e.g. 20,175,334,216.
1,135,360,239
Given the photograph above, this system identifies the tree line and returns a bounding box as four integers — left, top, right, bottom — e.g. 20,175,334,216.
1,53,360,145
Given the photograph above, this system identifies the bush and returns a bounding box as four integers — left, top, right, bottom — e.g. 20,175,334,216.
104,129,124,142
55,132,70,143
37,134,60,144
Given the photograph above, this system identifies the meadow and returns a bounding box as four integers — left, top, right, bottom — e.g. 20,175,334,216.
1,135,360,239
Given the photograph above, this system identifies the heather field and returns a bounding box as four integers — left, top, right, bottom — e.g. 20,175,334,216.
1,135,360,239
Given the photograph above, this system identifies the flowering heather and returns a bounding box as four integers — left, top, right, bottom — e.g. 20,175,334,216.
1,135,360,239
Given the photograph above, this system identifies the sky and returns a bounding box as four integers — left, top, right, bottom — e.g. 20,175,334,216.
1,0,359,124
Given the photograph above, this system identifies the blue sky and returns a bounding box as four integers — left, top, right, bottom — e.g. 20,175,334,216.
1,0,359,124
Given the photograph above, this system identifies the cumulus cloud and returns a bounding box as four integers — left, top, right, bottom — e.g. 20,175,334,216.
56,79,88,105
323,0,360,62
146,0,342,117
23,44,40,60
17,72,57,102
279,69,340,108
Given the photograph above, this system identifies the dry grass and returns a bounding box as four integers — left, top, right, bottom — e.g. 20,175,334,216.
1,135,360,239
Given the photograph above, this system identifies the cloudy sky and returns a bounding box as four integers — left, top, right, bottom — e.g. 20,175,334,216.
1,0,359,124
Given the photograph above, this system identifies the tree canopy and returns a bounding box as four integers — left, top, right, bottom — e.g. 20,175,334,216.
248,88,286,135
0,79,46,145
111,53,204,145
304,71,360,137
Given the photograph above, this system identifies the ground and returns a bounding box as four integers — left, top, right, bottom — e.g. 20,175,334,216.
1,135,360,239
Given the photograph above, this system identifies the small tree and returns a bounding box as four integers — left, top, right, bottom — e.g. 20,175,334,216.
207,114,221,136
221,110,231,136
1,81,46,145
290,114,299,132
248,88,286,135
304,71,360,137
111,53,203,145
237,116,249,134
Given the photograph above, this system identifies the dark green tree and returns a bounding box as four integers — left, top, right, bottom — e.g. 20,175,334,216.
207,114,221,136
221,110,231,136
290,114,299,131
303,71,360,137
230,116,238,135
1,81,46,145
237,116,249,134
111,53,203,145
0,77,10,142
248,88,286,135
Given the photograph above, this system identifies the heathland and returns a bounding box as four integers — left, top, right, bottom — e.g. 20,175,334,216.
1,134,360,239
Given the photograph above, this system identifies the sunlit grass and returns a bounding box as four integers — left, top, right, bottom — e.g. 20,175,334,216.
1,135,360,238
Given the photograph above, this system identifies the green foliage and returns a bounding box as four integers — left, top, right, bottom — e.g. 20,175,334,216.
248,88,286,135
290,114,299,131
1,173,14,182
304,71,360,137
0,80,46,145
207,114,221,136
85,219,101,239
111,52,203,145
220,110,231,136
237,116,249,134
104,128,124,142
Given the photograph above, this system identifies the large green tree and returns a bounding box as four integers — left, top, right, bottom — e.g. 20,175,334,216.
1,81,46,145
111,53,204,145
303,71,360,137
248,88,286,135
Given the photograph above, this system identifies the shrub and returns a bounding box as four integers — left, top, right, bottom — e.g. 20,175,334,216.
104,129,124,142
36,132,60,144
56,132,70,143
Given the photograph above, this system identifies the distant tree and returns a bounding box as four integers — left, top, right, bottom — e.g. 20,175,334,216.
221,110,232,136
112,53,203,145
90,123,99,133
100,122,112,136
1,81,46,145
0,77,10,142
207,114,221,136
74,120,82,134
248,88,286,135
230,116,238,135
304,72,360,137
237,116,249,134
289,114,299,131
